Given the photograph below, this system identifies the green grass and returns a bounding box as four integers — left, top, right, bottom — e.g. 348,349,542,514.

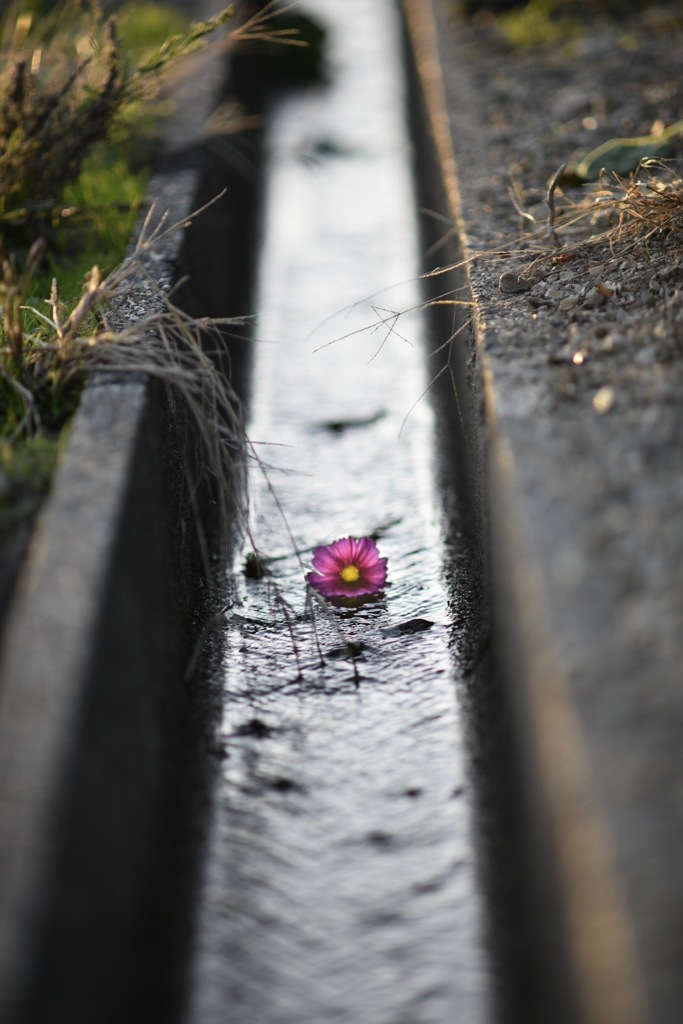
118,1,190,57
33,1,192,300
40,150,150,301
496,1,583,48
0,432,63,533
0,0,192,531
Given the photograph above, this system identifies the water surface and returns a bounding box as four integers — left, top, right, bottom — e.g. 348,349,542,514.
189,2,491,1021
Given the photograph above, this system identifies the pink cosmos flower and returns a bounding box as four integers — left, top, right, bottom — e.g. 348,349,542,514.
306,536,388,599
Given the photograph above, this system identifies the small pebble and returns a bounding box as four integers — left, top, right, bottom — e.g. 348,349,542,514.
499,271,534,293
583,288,606,309
593,385,615,413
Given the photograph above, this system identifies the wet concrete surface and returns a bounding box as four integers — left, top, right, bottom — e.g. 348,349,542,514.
188,1,492,1021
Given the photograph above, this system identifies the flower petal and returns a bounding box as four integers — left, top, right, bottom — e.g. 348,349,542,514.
306,536,388,599
311,547,343,574
331,536,357,563
363,559,387,585
306,570,339,596
354,536,381,567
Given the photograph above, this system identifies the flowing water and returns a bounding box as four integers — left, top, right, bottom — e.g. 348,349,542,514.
188,1,491,1021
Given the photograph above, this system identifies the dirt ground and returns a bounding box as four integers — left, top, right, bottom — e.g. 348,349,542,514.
428,4,683,1021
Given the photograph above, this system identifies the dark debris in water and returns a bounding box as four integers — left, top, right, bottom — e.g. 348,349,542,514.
299,136,359,165
369,517,402,540
233,717,276,740
243,551,269,580
381,618,434,637
366,830,396,849
324,640,367,661
318,410,386,433
267,775,306,795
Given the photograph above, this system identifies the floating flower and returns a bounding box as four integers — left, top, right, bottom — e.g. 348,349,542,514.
306,536,388,599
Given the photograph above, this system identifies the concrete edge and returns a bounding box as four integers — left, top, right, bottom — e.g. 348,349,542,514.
0,7,263,1021
401,2,650,1022
0,379,194,1020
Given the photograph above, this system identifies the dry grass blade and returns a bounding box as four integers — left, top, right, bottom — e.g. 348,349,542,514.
531,161,683,265
230,1,310,48
420,161,683,292
9,199,254,557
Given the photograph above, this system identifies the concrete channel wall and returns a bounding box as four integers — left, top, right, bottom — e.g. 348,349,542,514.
0,7,261,1023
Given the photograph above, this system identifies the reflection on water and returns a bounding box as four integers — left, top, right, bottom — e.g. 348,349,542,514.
189,1,491,1021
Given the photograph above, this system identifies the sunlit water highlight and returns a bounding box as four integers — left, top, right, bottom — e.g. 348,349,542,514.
189,1,491,1021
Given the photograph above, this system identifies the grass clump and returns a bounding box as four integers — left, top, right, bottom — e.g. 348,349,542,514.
520,161,683,267
0,0,240,547
571,166,683,251
51,150,149,299
492,0,661,49
0,0,232,247
0,432,61,532
0,197,248,552
495,0,583,48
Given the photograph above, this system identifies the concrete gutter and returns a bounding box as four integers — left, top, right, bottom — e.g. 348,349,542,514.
403,3,678,1023
4,2,677,1021
0,7,260,1023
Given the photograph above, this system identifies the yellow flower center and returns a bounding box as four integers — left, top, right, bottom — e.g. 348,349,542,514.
340,564,360,583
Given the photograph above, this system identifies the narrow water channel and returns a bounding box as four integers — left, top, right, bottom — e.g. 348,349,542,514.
188,2,491,1021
